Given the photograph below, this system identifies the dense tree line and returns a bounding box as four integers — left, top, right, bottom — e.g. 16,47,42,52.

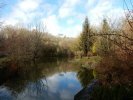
0,26,75,67
78,16,133,57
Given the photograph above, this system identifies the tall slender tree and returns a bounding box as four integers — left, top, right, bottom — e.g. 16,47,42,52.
79,17,92,56
100,18,111,54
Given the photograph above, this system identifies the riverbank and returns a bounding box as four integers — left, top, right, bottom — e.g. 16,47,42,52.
74,54,133,100
71,56,102,68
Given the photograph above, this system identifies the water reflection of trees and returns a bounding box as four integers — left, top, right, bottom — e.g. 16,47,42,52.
2,63,48,99
25,79,48,99
77,67,94,88
24,63,48,99
0,58,78,99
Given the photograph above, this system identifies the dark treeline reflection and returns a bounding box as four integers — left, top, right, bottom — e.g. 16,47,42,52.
0,58,70,84
77,67,94,88
0,58,81,100
0,58,133,100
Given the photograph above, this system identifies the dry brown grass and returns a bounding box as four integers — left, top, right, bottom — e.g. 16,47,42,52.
95,52,133,85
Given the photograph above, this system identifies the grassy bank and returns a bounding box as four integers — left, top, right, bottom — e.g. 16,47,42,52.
71,56,102,68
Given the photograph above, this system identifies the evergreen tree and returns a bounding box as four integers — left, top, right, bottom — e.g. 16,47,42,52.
100,18,111,55
79,17,92,56
102,18,110,34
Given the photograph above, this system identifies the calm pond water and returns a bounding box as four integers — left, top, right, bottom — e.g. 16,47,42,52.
0,58,88,100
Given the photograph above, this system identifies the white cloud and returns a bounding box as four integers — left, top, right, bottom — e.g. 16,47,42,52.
60,90,72,100
67,19,75,25
17,0,41,12
42,15,82,37
87,0,124,26
62,24,81,37
58,0,80,18
4,0,42,25
2,0,125,37
41,3,57,16
42,15,61,36
59,8,71,18
44,74,61,93
87,0,97,8
106,8,124,20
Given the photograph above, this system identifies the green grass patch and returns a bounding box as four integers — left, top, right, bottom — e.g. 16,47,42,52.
70,56,102,68
88,56,102,63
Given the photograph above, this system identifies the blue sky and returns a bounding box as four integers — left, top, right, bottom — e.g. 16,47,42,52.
1,0,131,37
